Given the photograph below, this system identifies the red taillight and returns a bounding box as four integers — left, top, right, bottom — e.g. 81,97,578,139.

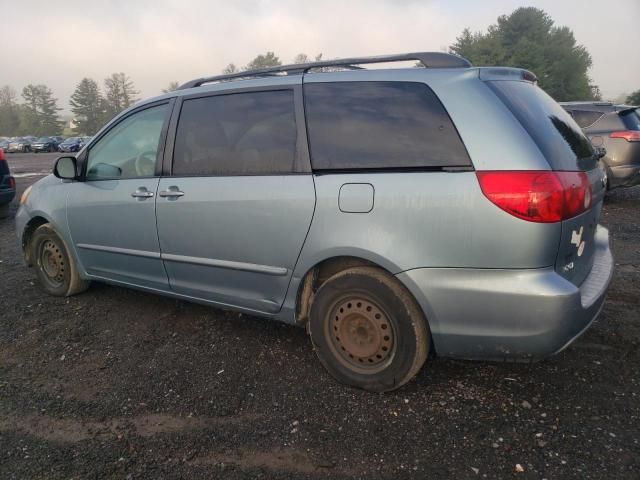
8,176,15,189
476,171,592,223
610,130,640,142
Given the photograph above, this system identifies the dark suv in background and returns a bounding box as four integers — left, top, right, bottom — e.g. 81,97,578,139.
561,102,640,190
0,148,16,218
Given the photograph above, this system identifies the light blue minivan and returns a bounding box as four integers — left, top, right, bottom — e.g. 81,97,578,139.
16,53,613,391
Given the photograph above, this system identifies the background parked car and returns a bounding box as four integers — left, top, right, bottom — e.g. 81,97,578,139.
7,137,32,153
50,136,64,148
561,102,640,190
58,137,85,153
0,148,16,218
0,139,10,151
31,136,59,153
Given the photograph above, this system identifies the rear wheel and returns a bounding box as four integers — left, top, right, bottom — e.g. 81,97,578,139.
308,266,429,392
31,224,90,296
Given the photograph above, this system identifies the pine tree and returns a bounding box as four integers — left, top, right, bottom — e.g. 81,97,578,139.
104,73,139,119
70,78,105,135
0,86,21,136
20,84,62,135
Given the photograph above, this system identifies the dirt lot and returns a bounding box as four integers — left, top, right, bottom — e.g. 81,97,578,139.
1,152,639,479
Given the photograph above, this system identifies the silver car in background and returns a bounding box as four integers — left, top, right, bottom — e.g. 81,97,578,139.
16,52,613,391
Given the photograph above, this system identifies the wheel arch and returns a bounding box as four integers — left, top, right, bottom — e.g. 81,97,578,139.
21,215,50,265
293,254,433,344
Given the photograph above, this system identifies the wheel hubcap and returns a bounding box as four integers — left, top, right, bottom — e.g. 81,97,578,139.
40,240,65,286
329,297,394,370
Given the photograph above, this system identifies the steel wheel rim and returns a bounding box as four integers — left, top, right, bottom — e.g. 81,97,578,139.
39,239,65,288
326,295,396,374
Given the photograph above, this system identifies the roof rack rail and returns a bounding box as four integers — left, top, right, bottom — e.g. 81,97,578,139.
177,52,472,90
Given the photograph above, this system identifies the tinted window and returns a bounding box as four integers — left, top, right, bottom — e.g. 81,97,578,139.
568,110,604,129
304,82,470,170
172,90,297,176
488,81,596,171
86,104,168,180
621,109,640,131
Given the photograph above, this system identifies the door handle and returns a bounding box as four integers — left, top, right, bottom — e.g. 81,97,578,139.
159,187,185,198
131,188,154,199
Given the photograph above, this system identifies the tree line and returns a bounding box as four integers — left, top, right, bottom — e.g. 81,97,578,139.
0,73,140,137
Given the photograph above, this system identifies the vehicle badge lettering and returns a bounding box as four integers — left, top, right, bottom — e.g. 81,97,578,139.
571,226,585,257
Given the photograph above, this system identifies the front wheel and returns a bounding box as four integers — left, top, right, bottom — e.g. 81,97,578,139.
308,266,429,392
31,223,90,296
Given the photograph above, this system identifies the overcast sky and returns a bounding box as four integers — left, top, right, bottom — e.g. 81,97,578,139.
1,0,638,113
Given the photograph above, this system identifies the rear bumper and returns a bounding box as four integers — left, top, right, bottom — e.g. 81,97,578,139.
397,225,613,361
0,188,15,206
609,163,640,188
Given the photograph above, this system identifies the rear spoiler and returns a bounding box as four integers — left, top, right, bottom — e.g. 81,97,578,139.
478,67,538,83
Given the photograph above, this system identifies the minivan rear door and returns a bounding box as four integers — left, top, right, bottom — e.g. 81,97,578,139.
156,82,315,314
487,80,606,286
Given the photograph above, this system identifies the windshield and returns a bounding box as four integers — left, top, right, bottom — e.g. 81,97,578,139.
63,137,78,143
488,81,596,171
36,137,50,142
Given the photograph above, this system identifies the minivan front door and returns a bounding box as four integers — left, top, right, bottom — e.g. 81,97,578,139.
67,102,171,289
156,88,315,313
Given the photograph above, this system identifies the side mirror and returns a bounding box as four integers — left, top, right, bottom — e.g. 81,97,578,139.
53,156,77,179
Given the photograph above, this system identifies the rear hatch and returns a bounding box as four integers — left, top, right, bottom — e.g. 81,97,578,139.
487,79,606,286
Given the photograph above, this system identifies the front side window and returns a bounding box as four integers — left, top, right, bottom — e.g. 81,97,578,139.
86,104,168,180
304,81,471,170
172,90,297,176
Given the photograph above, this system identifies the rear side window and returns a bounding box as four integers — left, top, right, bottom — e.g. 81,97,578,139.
173,90,297,176
304,81,471,170
488,81,596,171
568,110,604,129
621,109,640,131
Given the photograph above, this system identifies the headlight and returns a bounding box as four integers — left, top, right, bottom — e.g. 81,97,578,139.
20,185,33,205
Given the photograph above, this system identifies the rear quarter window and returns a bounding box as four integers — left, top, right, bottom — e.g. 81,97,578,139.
488,81,596,171
568,110,604,129
304,81,471,170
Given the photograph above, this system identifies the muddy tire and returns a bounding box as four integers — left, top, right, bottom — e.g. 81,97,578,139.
308,266,429,392
31,223,90,296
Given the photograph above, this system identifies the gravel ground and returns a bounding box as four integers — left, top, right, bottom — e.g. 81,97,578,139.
1,153,639,479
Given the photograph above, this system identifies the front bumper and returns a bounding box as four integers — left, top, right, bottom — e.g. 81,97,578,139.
397,225,613,361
